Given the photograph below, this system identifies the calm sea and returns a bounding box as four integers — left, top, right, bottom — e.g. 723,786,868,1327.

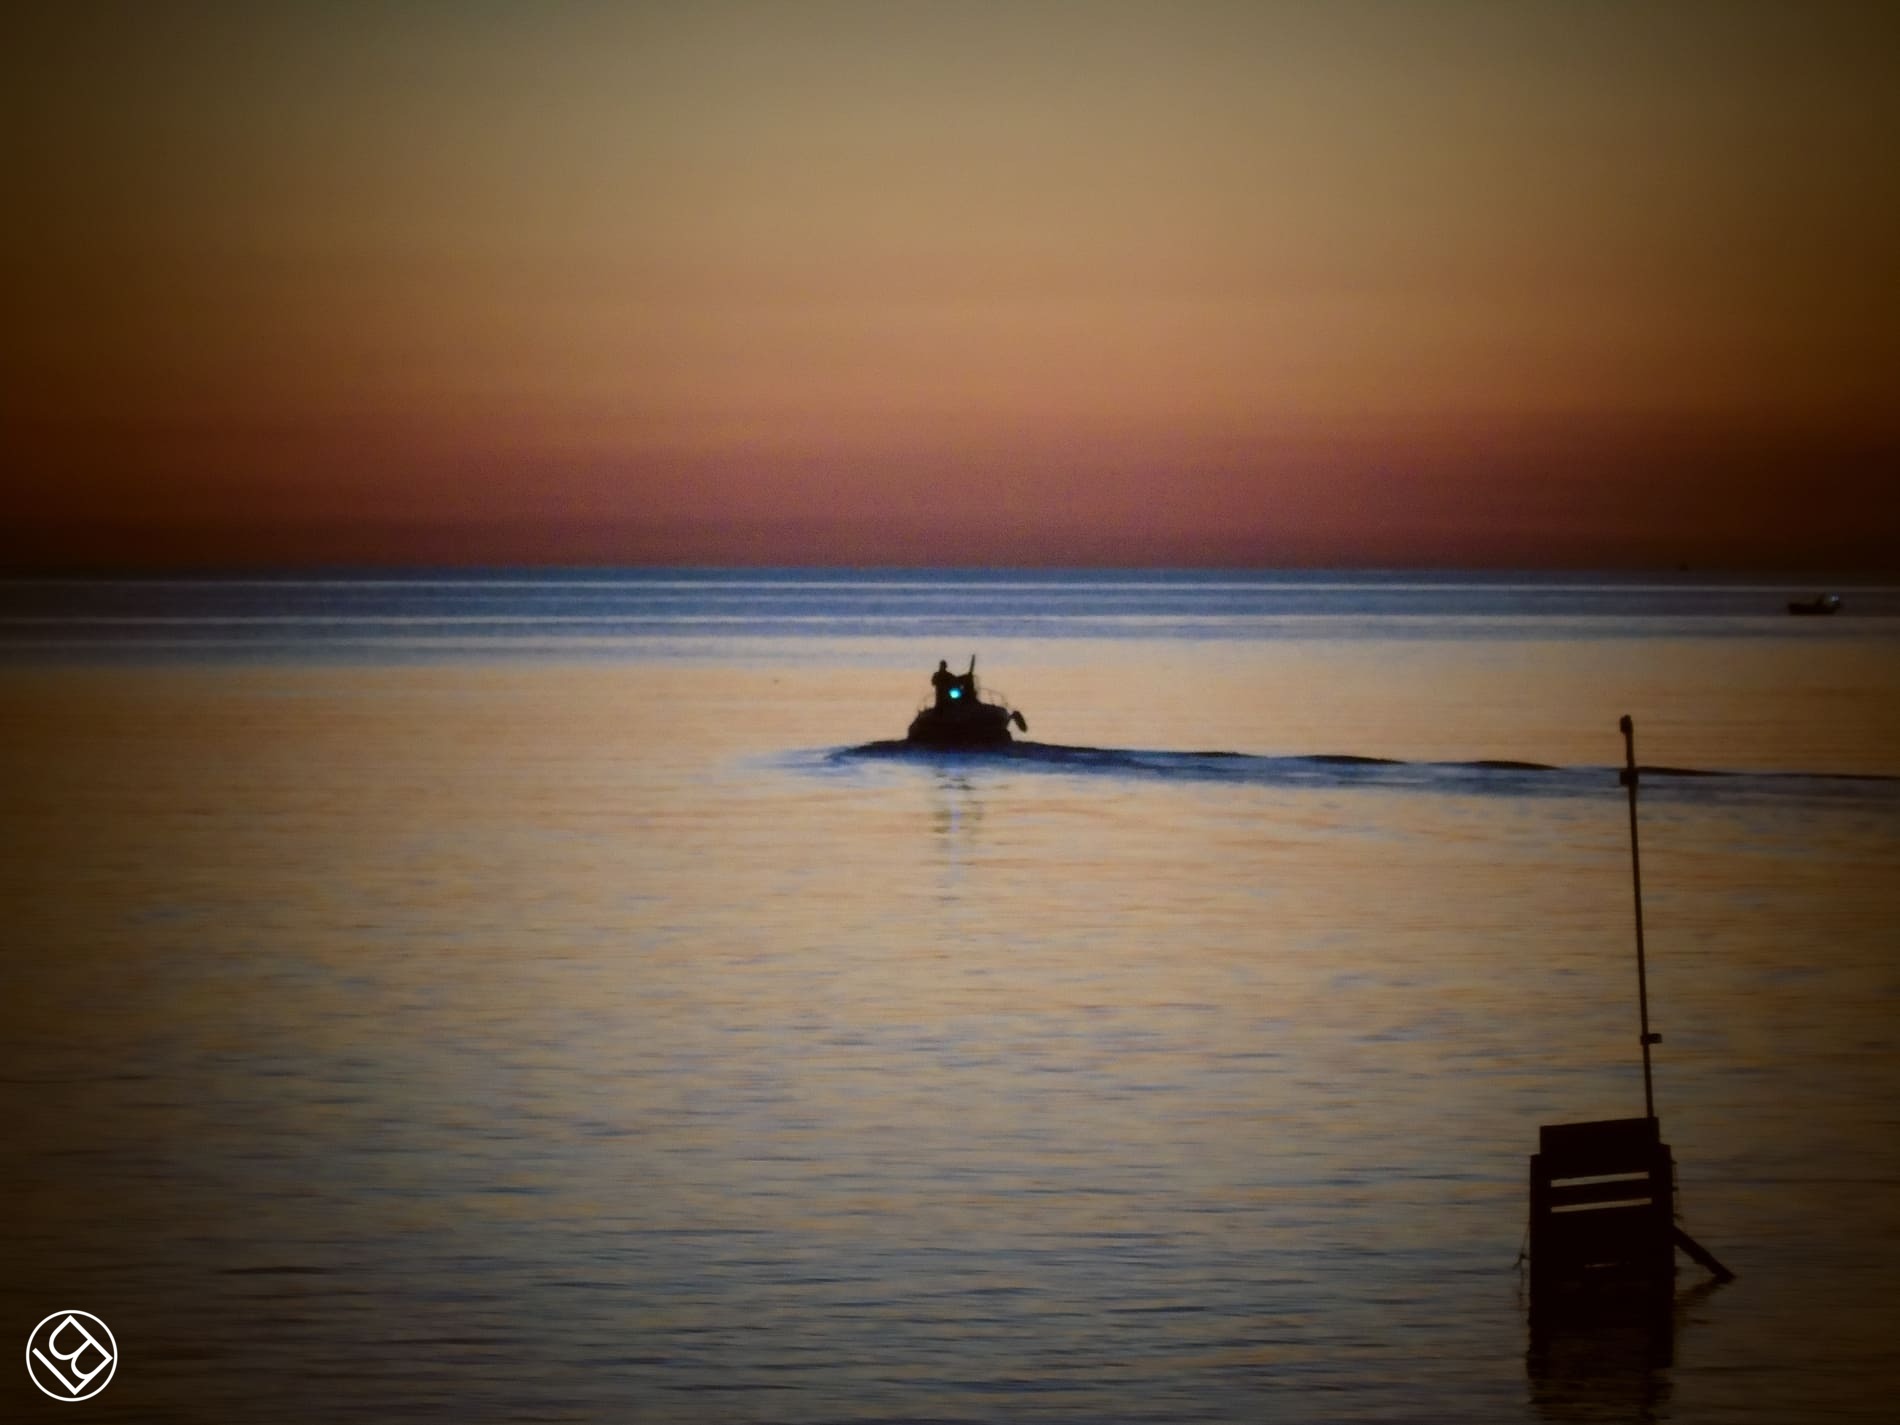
4,571,1898,1422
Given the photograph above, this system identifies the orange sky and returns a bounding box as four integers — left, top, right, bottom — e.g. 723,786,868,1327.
7,2,1898,569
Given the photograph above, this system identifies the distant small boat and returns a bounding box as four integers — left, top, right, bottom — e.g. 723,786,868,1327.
1787,593,1842,616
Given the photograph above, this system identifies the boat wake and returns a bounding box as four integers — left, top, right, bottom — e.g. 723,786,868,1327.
818,740,1899,803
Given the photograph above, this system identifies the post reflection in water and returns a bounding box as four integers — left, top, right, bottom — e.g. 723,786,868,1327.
1526,1279,1729,1424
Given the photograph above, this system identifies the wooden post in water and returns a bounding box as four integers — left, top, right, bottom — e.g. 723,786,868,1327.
1616,715,1736,1285
1529,1116,1677,1317
1525,719,1734,1320
1618,715,1660,1119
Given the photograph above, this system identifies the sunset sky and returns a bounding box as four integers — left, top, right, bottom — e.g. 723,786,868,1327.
8,2,1898,569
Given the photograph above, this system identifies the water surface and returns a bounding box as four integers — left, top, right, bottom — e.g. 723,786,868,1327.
4,572,1897,1421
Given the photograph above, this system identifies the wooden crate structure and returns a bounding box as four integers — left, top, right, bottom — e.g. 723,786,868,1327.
1529,1116,1674,1313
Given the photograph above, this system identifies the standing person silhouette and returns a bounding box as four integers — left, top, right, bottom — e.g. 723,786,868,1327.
930,656,978,709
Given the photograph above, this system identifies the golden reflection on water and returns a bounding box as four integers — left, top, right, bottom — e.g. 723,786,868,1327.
3,640,1898,1421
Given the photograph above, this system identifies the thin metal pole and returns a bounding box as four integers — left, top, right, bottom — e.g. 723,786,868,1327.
1620,715,1659,1120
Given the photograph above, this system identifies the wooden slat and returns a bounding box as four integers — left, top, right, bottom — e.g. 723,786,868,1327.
1548,1176,1661,1209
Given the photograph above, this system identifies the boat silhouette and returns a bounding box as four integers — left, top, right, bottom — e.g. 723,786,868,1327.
906,658,1028,748
1787,593,1842,615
